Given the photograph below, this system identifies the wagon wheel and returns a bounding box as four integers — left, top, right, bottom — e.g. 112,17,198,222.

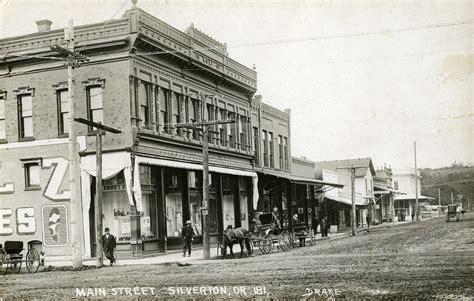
9,257,22,274
260,234,273,254
278,231,291,252
247,239,254,256
0,249,7,275
289,233,298,249
26,248,41,273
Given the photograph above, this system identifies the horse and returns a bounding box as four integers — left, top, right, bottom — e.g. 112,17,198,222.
219,226,252,259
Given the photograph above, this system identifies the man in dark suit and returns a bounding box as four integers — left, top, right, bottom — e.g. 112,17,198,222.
102,227,116,266
182,220,194,257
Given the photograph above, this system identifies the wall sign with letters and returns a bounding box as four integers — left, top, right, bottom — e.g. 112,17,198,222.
0,207,37,236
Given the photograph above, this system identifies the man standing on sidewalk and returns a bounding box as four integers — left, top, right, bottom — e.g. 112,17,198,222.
366,213,371,228
102,227,116,266
182,220,194,257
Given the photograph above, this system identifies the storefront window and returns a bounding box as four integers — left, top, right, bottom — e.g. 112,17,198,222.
102,171,131,241
165,169,183,237
239,177,249,229
208,173,218,234
222,175,235,229
240,195,248,229
139,165,158,240
188,171,202,235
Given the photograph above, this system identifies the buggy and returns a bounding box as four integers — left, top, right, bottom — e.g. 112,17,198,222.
249,212,291,254
446,205,461,222
0,241,41,274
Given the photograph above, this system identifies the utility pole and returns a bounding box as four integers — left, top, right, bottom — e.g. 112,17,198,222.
336,166,363,236
414,141,419,221
74,118,120,267
176,117,235,259
51,20,89,269
438,188,441,217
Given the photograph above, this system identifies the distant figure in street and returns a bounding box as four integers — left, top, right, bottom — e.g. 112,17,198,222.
411,208,415,221
321,217,328,237
182,220,194,257
102,227,116,266
366,213,371,228
312,215,319,236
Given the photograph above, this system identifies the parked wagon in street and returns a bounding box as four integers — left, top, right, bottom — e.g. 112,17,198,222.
249,212,292,254
0,241,41,274
446,205,461,222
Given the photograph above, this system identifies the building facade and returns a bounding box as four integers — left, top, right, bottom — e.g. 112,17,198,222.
392,168,433,219
0,5,259,260
315,158,376,230
373,166,394,223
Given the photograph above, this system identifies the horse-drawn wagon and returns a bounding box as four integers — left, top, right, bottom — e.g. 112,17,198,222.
0,241,41,274
446,205,461,222
249,212,292,254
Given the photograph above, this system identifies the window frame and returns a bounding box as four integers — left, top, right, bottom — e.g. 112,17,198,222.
83,78,105,132
22,158,42,190
56,89,70,136
0,91,6,141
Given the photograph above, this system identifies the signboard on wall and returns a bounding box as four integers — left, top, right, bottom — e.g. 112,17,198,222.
42,205,68,247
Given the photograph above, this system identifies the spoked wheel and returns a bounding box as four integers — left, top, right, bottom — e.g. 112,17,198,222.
260,234,273,254
247,239,254,256
278,231,291,252
289,233,298,249
9,258,22,274
26,248,41,273
0,249,7,275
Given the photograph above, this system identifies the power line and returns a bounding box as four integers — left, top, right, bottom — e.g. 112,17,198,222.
134,19,474,58
76,0,130,52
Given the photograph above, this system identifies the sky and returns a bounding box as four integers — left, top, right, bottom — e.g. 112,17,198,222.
1,0,472,169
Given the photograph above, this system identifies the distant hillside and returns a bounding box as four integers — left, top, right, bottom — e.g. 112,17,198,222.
420,165,473,210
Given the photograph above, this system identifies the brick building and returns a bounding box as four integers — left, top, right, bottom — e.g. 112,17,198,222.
251,97,341,232
0,5,259,260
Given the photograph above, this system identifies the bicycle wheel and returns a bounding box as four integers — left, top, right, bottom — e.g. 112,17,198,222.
26,248,41,273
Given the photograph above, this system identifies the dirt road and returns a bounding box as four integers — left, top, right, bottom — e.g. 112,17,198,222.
1,214,473,299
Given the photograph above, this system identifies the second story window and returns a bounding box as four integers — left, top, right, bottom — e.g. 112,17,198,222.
253,127,259,165
227,112,235,148
57,90,70,135
158,88,169,133
283,137,289,170
18,94,33,139
189,98,198,140
0,92,6,140
262,130,268,167
138,82,150,129
269,132,274,168
171,92,181,135
278,135,283,169
87,86,103,126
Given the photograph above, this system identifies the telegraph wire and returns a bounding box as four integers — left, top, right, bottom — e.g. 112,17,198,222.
76,0,130,52
133,19,474,58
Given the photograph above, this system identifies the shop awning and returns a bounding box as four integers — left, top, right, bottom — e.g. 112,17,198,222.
325,194,352,206
256,168,293,180
135,156,257,178
393,194,434,201
134,156,259,210
290,176,344,189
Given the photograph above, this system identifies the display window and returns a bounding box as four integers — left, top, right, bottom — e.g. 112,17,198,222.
165,168,183,237
139,165,158,240
102,172,131,242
